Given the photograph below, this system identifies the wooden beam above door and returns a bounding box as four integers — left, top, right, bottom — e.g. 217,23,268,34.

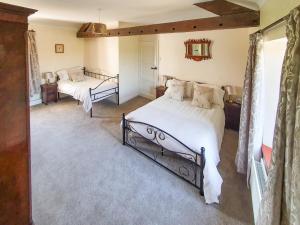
77,0,260,38
100,12,259,37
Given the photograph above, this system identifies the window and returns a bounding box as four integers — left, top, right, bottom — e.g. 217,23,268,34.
261,38,287,169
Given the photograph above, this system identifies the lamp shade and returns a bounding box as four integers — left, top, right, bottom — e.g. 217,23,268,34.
224,85,243,103
224,85,242,96
77,22,107,38
93,23,107,34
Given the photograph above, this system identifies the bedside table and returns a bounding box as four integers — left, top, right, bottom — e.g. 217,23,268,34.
156,86,167,98
224,102,241,131
41,83,58,105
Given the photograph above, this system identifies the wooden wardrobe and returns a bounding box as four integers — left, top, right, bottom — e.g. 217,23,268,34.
0,3,36,225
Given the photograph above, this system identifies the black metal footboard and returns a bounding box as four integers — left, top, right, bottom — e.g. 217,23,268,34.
122,113,205,196
84,68,119,118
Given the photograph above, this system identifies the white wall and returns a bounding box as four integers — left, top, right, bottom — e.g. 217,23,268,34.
29,22,84,105
83,23,141,104
82,28,251,104
84,37,119,75
29,22,84,73
119,36,140,103
84,36,140,104
262,38,287,147
158,28,250,87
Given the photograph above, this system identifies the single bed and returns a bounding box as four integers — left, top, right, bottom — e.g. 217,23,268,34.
122,85,225,204
57,68,119,117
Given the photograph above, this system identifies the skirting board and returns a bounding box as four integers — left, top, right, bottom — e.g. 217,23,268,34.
119,93,139,105
30,98,42,106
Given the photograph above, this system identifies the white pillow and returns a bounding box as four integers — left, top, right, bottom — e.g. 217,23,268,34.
185,81,194,98
196,83,225,108
166,78,193,99
192,84,214,109
56,70,69,81
68,67,85,82
165,79,185,101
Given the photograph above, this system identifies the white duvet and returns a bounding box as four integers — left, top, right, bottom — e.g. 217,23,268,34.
125,96,225,204
58,76,117,112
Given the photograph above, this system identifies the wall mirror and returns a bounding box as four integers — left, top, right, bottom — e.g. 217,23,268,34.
184,39,212,61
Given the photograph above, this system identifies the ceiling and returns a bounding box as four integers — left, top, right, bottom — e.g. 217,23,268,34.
3,0,265,27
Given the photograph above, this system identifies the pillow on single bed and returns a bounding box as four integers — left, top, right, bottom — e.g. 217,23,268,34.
56,70,69,81
68,67,85,82
192,83,214,109
165,79,185,101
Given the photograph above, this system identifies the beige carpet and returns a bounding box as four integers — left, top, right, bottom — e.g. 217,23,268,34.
30,97,253,225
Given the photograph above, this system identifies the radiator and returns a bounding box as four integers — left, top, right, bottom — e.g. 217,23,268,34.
250,157,267,224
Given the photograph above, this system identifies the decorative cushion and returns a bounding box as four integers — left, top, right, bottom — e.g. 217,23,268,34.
56,69,69,81
196,83,225,108
185,81,194,98
166,78,193,99
165,79,185,101
192,84,214,109
68,67,85,82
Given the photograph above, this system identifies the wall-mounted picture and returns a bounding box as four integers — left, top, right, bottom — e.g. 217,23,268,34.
184,39,212,62
55,44,64,53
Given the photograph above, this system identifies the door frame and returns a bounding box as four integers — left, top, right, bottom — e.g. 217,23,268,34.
138,38,159,100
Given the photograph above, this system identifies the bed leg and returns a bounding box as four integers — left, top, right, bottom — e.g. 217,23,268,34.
117,92,120,106
122,113,126,145
89,87,92,118
58,92,60,101
200,147,205,196
77,100,80,105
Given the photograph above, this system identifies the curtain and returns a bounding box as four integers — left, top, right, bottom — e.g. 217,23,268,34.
235,33,264,181
257,7,300,225
27,30,41,97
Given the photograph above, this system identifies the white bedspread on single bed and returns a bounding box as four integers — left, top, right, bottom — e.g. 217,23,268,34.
58,76,117,112
125,96,225,204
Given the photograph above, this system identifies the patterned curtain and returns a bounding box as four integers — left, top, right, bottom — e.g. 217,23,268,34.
235,33,264,181
27,30,41,97
257,7,300,225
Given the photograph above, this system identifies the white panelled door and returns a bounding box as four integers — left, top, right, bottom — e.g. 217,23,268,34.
139,41,158,99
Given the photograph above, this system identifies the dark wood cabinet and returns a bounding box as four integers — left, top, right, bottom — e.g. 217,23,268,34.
156,86,167,98
0,3,36,225
41,83,58,104
224,102,241,131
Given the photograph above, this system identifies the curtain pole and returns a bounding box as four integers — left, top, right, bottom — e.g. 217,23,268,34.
253,15,289,35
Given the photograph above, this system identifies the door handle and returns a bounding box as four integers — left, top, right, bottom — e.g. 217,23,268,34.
151,67,158,70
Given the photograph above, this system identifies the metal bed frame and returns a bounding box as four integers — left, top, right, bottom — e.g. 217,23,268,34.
58,67,119,118
83,68,119,118
122,113,206,196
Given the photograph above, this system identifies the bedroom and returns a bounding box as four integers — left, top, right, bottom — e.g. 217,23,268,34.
0,0,299,225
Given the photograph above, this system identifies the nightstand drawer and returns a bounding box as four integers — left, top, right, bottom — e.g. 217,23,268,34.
47,92,57,100
46,88,57,94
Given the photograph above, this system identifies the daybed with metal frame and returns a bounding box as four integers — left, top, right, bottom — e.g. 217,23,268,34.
57,67,119,118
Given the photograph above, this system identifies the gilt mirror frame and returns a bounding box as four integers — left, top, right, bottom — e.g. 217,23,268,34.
184,39,212,62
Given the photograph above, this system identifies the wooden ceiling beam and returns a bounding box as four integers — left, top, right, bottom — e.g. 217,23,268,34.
94,12,259,38
194,0,256,16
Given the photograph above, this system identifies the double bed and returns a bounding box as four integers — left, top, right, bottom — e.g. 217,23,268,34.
57,68,119,117
122,81,225,204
